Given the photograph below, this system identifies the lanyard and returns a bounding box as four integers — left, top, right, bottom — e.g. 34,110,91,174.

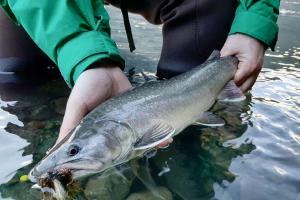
120,0,136,52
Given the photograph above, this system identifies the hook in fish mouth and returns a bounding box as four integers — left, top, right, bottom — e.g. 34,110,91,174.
29,166,102,184
29,167,73,183
31,169,82,200
29,156,104,181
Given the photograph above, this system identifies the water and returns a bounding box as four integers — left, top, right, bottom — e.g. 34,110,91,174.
0,1,300,199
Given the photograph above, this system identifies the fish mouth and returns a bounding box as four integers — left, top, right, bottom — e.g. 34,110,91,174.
53,161,104,180
56,160,103,174
30,166,102,182
29,167,98,184
68,168,100,179
29,158,104,182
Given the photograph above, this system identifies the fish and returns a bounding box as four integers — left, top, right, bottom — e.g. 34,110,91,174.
29,50,245,181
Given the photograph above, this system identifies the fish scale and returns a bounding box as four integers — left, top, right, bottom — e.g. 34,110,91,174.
29,51,243,182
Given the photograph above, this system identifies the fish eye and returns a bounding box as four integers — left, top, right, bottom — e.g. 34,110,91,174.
68,145,81,156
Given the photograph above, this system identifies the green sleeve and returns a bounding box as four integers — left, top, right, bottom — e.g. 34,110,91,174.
0,0,17,22
0,0,124,87
229,0,281,50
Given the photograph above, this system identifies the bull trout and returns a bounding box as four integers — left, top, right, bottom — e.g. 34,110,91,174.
29,51,245,181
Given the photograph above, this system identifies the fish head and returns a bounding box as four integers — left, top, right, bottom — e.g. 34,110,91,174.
29,120,131,182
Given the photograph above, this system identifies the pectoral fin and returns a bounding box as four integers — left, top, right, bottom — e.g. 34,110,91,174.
194,112,225,127
134,121,175,150
217,80,246,102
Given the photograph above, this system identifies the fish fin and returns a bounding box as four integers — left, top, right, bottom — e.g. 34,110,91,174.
143,148,158,159
134,121,175,150
207,50,221,61
194,112,225,127
217,80,246,102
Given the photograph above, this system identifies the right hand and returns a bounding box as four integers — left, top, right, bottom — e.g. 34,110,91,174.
58,65,132,142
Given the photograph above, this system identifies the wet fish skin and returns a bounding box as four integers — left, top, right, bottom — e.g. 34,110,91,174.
29,53,239,180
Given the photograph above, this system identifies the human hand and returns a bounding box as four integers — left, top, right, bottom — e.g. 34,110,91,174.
58,65,132,142
220,33,266,92
57,64,173,148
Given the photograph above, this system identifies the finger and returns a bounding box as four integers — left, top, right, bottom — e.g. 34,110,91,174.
156,138,173,149
58,92,89,142
239,72,260,93
57,68,115,142
220,48,237,57
234,61,253,86
220,38,239,57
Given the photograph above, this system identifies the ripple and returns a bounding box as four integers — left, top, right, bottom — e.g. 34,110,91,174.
273,166,288,175
0,99,31,185
0,3,299,200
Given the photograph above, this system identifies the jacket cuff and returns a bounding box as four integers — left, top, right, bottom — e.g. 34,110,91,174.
57,30,124,87
229,9,279,50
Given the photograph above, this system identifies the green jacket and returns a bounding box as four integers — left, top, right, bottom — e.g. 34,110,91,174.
0,0,280,87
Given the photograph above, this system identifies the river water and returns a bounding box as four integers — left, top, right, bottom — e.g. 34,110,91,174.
0,1,299,199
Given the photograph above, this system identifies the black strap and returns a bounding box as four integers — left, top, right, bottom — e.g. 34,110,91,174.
120,0,136,52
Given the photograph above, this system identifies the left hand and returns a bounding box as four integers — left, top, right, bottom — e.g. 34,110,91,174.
146,34,265,148
220,33,266,92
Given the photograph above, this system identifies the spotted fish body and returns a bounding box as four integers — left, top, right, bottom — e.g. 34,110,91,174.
30,53,241,181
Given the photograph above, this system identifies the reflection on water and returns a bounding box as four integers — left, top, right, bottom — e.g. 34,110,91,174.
0,1,300,200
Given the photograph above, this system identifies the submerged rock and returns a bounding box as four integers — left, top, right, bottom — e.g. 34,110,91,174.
27,121,46,129
31,105,54,120
52,97,67,115
126,187,172,200
84,169,135,200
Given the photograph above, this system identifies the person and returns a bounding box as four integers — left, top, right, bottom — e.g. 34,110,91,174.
0,0,280,146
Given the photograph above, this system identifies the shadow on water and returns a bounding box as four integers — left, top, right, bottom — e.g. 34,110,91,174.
0,1,300,199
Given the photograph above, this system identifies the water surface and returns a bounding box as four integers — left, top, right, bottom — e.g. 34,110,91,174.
0,1,300,199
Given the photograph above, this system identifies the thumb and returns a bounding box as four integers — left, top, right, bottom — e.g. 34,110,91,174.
220,37,239,57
